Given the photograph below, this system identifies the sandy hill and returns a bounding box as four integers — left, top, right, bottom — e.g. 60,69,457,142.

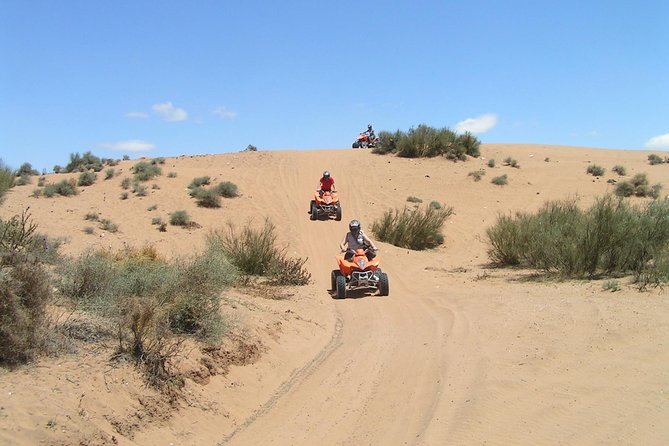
1,144,668,445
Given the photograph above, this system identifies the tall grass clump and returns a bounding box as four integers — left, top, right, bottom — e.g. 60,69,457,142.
491,174,508,186
208,219,311,285
190,187,221,208
169,210,190,226
78,171,97,186
0,210,55,364
132,161,162,182
372,125,481,160
486,195,669,280
188,176,210,189
371,204,454,250
612,165,626,176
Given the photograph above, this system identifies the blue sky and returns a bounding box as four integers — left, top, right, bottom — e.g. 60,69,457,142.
2,0,668,171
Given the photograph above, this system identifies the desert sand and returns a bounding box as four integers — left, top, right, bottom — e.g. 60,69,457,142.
0,144,668,445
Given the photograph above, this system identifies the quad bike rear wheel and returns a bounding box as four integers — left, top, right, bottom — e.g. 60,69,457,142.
352,142,360,148
331,270,342,291
378,272,389,296
335,275,347,299
335,204,342,221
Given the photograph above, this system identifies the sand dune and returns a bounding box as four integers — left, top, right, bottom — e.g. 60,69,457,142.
1,144,668,445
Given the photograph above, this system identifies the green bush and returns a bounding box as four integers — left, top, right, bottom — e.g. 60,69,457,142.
188,176,210,189
78,171,97,186
503,157,519,168
17,162,38,176
406,196,423,203
132,161,161,182
191,187,221,208
648,154,666,165
167,172,177,178
120,177,131,189
99,219,118,233
120,192,129,200
586,164,605,176
612,165,626,176
15,175,31,186
43,179,78,197
486,196,669,279
169,210,190,226
615,173,662,199
214,181,239,198
105,168,115,180
133,182,148,197
371,204,454,250
491,174,508,186
65,151,103,173
372,125,480,160
487,159,495,168
468,169,485,182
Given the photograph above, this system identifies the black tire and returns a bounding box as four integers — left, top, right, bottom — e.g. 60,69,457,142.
378,272,389,296
335,275,347,299
352,142,359,148
331,270,341,291
335,204,342,221
310,202,317,220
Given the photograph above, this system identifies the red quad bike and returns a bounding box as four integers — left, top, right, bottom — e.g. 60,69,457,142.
310,191,342,221
352,133,379,149
331,248,389,299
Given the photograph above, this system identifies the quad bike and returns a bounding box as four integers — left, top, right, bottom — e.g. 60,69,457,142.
331,248,389,298
352,132,379,149
310,191,342,221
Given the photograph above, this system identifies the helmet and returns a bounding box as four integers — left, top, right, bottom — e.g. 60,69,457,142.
323,170,330,179
367,124,372,130
349,219,361,234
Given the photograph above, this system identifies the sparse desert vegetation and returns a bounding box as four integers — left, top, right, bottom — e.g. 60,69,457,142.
372,204,454,250
373,124,480,160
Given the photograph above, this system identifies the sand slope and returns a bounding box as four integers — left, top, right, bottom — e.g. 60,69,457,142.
1,144,668,445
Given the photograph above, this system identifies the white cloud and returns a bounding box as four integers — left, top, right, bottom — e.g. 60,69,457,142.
152,101,188,122
125,111,149,119
645,133,669,149
213,106,238,120
454,113,498,134
99,140,155,152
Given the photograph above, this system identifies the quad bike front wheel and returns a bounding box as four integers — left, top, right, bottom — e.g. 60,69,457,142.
335,274,347,299
310,201,317,220
378,272,389,296
331,270,342,291
352,142,360,148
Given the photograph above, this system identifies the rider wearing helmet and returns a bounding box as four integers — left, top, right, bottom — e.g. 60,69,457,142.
340,219,378,261
318,170,336,196
363,123,376,143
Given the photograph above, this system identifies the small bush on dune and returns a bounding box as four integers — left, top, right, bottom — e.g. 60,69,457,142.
17,162,39,177
371,204,454,250
468,169,485,182
105,168,115,180
503,157,519,168
487,159,496,168
65,151,103,173
132,161,161,182
406,196,422,203
491,174,508,186
615,173,662,199
169,210,190,226
188,176,210,189
78,171,97,186
586,164,605,177
648,154,666,165
43,179,78,197
612,165,626,176
214,181,239,198
190,187,221,208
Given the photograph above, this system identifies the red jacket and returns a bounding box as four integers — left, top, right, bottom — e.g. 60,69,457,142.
320,177,335,191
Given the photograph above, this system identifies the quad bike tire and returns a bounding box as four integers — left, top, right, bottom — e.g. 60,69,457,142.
335,274,347,299
331,270,342,291
310,201,317,220
335,204,342,221
352,142,360,148
378,272,389,296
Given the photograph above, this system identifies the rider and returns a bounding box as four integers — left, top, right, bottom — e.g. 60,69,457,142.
363,123,376,142
340,219,378,261
317,170,336,196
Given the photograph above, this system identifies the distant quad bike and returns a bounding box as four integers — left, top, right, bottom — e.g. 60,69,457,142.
310,191,342,221
352,132,379,149
331,248,389,298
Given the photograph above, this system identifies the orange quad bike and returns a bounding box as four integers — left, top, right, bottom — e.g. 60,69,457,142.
352,132,379,149
331,248,389,299
310,191,342,221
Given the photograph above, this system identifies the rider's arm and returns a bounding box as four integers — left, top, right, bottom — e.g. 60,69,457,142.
363,234,378,251
340,235,348,252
